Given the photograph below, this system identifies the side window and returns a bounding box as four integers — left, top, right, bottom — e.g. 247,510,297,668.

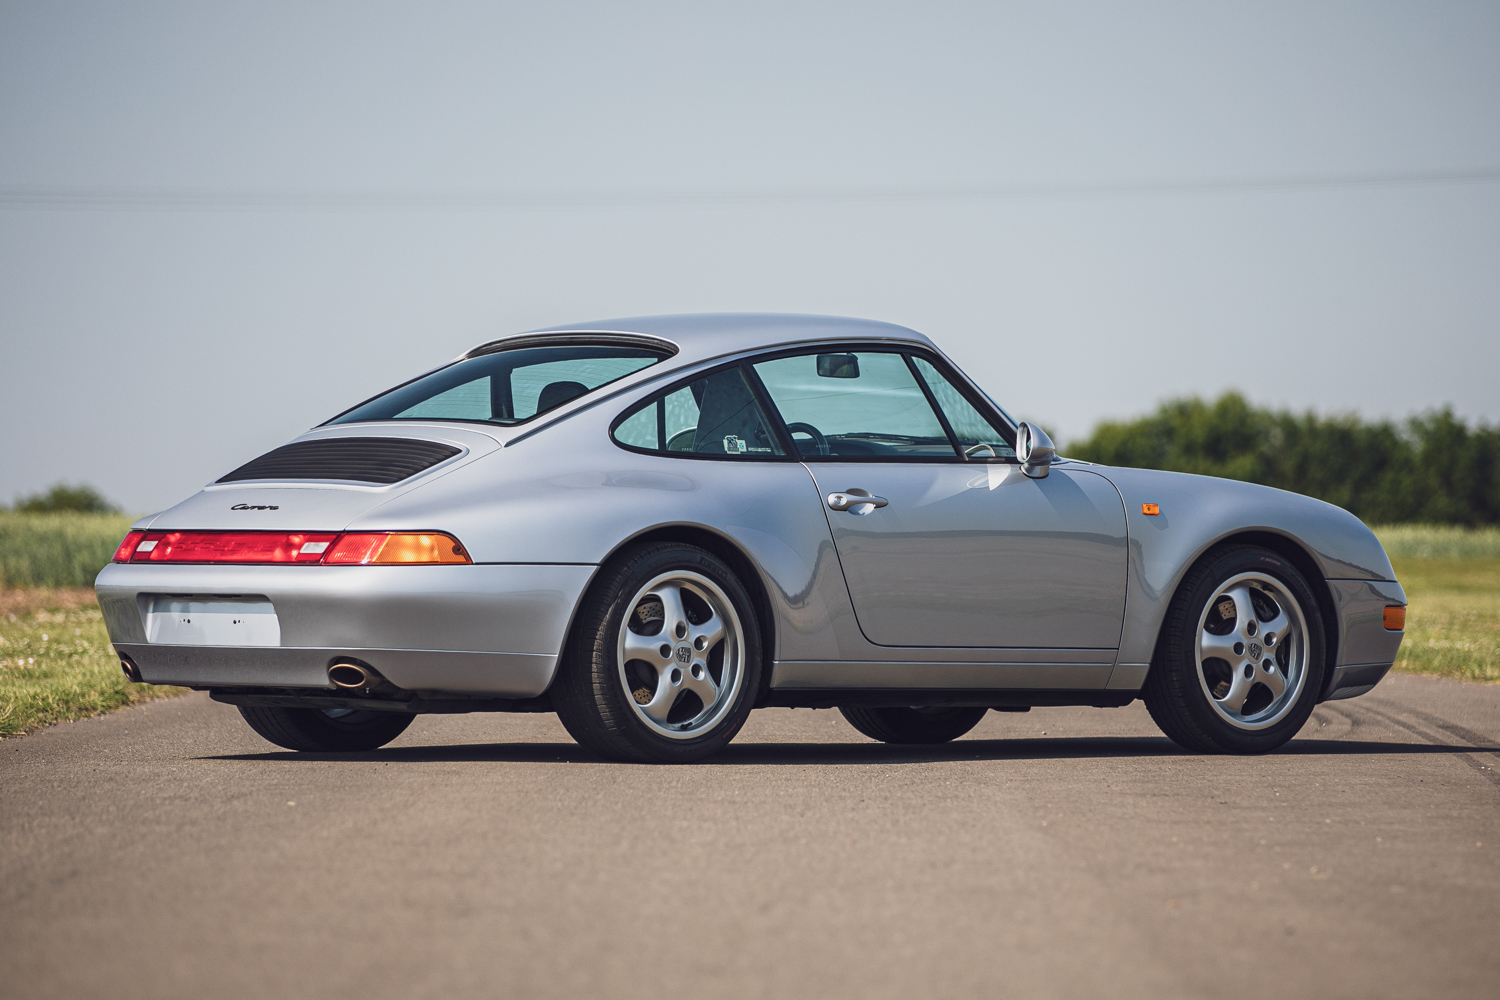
752,351,957,459
909,357,1016,460
612,366,785,458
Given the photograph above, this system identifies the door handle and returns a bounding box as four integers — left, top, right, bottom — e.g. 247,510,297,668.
827,491,889,513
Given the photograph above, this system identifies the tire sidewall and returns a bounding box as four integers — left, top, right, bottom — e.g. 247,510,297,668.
238,705,413,752
1166,546,1327,753
840,705,987,744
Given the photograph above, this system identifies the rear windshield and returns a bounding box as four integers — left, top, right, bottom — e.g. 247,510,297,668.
328,343,668,426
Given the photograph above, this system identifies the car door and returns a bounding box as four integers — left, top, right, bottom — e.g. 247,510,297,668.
751,349,1128,649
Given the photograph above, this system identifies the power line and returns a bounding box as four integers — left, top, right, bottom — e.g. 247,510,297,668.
2,166,1498,211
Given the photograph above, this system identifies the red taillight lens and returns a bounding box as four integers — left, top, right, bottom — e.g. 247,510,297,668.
131,531,339,564
324,532,471,565
113,530,470,565
113,531,146,563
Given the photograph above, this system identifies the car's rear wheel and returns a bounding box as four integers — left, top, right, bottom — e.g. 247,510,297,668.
1143,544,1326,754
237,705,413,752
553,542,762,763
839,706,988,744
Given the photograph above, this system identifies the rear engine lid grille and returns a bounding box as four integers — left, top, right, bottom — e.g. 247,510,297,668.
216,437,463,485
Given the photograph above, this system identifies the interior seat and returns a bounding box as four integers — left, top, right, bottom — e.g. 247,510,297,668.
536,380,590,413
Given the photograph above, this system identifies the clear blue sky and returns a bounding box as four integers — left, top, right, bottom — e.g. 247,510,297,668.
2,1,1497,512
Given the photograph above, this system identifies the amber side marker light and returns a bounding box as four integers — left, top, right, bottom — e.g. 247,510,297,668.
1141,503,1160,516
1383,606,1407,631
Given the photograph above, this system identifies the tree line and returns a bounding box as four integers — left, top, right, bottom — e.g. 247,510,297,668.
4,483,119,514
1067,393,1499,526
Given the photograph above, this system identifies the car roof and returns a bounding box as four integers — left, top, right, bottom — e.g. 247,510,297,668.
468,313,936,367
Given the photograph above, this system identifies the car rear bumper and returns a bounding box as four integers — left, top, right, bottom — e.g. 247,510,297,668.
95,562,597,697
113,643,557,697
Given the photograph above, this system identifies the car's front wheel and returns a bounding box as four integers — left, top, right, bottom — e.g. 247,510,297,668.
1143,544,1326,754
553,542,762,763
839,706,988,744
237,706,414,752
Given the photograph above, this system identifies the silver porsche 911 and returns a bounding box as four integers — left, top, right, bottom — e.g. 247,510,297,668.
96,314,1406,762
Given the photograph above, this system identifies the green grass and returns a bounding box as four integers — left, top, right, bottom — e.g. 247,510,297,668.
1373,524,1500,561
1389,558,1500,684
0,588,185,737
0,511,137,588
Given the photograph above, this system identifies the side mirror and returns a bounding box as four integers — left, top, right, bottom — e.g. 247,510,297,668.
1016,421,1055,479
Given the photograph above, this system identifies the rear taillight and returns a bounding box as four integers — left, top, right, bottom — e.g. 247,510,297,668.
112,531,146,563
131,531,338,564
324,533,470,565
112,530,470,565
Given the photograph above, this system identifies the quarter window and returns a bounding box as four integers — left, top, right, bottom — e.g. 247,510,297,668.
909,357,1015,459
752,352,957,459
613,367,784,458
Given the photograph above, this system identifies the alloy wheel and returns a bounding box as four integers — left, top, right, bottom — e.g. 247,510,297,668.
1195,571,1310,730
617,570,745,740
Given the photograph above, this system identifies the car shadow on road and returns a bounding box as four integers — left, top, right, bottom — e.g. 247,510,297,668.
200,736,1494,766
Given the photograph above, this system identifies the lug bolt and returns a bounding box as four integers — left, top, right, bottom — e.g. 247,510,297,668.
1246,621,1258,637
1234,641,1245,655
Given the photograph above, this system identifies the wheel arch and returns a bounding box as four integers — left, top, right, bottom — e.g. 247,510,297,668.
558,523,779,708
1153,530,1341,701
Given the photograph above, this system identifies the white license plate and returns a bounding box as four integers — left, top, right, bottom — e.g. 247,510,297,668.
146,599,281,647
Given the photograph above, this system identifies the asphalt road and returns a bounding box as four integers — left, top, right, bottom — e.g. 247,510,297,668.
3,674,1497,1000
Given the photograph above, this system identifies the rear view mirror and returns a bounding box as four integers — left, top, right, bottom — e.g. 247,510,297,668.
1016,421,1056,479
816,354,860,379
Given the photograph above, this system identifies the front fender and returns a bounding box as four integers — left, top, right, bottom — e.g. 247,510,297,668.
1087,464,1395,678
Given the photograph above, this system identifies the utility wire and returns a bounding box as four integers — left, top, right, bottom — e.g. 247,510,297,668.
2,166,1498,211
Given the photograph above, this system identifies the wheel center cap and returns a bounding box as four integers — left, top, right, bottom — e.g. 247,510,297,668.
675,645,691,664
1248,641,1263,660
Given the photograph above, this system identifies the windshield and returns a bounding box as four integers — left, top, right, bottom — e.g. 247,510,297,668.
328,343,668,426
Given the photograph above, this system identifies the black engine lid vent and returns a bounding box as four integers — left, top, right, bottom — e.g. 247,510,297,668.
216,437,463,485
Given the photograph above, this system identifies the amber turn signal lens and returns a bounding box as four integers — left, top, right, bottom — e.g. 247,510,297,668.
1141,503,1160,516
1383,606,1406,631
324,532,471,565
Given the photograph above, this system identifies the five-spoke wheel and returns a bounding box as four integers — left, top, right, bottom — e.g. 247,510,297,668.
618,571,744,739
1144,545,1326,754
1195,572,1309,730
553,542,762,763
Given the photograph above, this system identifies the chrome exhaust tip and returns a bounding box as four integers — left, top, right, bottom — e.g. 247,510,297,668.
328,662,372,689
119,655,143,683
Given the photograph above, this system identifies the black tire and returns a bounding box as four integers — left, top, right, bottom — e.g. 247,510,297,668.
1142,544,1327,754
237,705,414,752
552,542,763,763
839,706,988,744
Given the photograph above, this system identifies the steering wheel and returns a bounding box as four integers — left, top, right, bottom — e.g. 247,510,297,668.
783,421,829,456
